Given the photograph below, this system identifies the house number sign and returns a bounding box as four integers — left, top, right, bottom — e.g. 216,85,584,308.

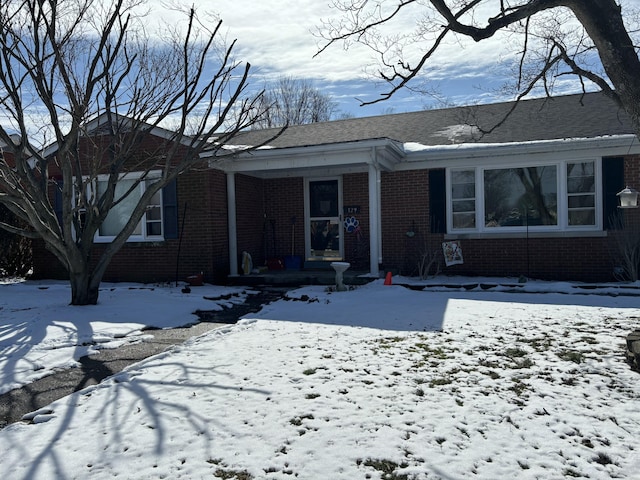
344,206,360,214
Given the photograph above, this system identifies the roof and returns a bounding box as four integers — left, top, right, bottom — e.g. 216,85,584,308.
228,92,635,150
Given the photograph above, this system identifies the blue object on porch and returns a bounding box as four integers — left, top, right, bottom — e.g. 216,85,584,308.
284,255,302,270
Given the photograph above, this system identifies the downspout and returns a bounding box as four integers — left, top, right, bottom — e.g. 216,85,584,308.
226,172,238,276
368,150,380,277
377,166,382,267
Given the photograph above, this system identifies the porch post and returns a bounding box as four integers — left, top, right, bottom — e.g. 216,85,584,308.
368,163,380,277
226,172,238,276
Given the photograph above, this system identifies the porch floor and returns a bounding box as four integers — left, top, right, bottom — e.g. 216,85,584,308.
227,268,375,287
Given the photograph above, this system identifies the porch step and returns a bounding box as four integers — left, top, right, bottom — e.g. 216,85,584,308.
227,269,373,287
303,261,335,270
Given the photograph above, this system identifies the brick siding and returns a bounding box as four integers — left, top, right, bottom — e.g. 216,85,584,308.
30,152,640,284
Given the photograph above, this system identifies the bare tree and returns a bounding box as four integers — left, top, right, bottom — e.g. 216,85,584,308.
317,0,640,137
252,76,338,128
0,0,276,305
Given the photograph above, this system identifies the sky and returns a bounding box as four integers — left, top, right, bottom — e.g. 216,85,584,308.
167,0,634,118
1,277,639,478
3,0,635,142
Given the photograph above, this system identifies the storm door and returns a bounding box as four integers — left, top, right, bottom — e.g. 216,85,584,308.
306,178,343,261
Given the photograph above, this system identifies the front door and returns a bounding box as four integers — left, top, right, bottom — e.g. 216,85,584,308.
306,178,343,261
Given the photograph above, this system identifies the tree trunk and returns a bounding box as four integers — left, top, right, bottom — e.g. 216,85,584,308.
69,268,100,305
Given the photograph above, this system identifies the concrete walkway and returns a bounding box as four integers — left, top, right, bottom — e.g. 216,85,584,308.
0,287,287,429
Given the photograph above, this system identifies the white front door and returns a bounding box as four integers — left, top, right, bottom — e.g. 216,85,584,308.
305,178,343,261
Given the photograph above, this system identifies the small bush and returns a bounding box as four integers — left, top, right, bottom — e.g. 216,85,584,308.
0,205,32,277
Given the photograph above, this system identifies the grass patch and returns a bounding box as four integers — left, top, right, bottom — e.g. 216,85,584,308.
509,379,530,396
580,336,598,345
478,358,500,368
213,469,252,479
429,376,453,388
289,414,314,426
504,347,528,358
360,458,409,480
512,357,535,369
592,452,615,465
516,336,555,352
413,343,452,359
208,459,253,479
557,350,584,364
563,468,584,477
374,337,406,350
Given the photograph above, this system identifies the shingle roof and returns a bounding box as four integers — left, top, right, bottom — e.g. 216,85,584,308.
229,92,635,149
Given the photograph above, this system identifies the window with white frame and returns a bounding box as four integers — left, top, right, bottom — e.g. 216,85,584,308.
95,174,163,242
451,169,476,229
448,159,599,233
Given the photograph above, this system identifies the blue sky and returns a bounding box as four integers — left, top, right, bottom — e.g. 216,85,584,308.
179,0,610,119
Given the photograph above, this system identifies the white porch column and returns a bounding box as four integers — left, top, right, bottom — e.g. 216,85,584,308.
368,163,380,277
226,172,238,276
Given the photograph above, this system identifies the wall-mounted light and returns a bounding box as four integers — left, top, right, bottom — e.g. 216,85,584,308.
617,186,639,209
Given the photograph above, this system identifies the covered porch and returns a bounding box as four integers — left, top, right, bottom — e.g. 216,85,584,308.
214,139,405,280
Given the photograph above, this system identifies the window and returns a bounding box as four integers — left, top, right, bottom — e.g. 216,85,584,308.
447,159,599,234
484,166,557,228
451,169,476,229
567,162,595,226
96,174,164,242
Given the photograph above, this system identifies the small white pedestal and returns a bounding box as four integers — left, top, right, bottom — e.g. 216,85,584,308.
330,262,350,292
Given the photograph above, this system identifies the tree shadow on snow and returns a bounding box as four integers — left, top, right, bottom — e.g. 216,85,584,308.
13,357,271,479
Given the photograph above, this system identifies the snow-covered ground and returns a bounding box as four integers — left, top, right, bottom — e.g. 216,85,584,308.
1,277,639,479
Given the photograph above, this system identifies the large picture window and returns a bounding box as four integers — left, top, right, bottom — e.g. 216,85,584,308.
448,159,599,234
95,174,164,242
484,166,557,227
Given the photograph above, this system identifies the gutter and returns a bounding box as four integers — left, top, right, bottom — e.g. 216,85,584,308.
401,135,640,165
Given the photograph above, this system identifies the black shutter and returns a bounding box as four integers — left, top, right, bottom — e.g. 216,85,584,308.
429,169,446,233
602,157,624,230
162,179,179,239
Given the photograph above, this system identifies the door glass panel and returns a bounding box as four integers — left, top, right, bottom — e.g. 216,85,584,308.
310,180,339,217
310,220,340,258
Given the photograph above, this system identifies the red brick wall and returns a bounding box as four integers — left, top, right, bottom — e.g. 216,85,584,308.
105,168,230,284
439,236,612,281
32,168,231,284
235,174,266,268
262,177,305,262
343,173,369,268
377,156,640,282
381,170,432,275
30,152,640,284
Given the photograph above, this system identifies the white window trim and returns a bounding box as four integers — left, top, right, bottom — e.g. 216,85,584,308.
446,158,602,235
93,171,164,243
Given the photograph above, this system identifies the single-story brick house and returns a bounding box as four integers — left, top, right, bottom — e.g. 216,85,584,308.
31,92,640,283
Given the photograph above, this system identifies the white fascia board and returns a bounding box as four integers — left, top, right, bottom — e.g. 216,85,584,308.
36,113,199,160
397,135,640,170
211,139,404,174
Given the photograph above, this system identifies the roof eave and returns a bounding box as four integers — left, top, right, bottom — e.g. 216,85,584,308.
401,134,640,167
210,138,405,174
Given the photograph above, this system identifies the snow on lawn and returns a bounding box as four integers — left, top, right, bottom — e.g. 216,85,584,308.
1,278,640,479
0,280,252,394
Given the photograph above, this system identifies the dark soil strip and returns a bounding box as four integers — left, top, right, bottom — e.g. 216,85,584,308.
0,287,287,429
